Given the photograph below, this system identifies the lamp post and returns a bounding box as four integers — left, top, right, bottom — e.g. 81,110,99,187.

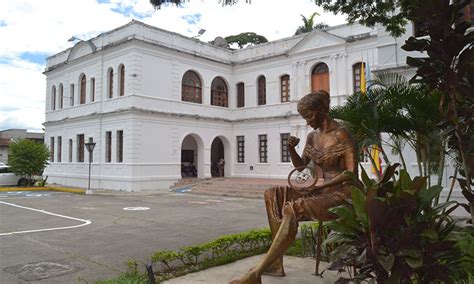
84,141,96,195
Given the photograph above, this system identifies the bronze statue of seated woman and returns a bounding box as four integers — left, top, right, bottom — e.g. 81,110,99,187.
231,90,358,284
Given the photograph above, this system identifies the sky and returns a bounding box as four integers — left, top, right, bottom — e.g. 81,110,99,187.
0,0,346,132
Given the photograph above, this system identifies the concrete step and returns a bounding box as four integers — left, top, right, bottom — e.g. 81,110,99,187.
189,187,266,199
170,178,206,189
192,182,271,191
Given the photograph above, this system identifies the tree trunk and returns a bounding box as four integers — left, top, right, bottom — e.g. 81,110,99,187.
435,139,446,205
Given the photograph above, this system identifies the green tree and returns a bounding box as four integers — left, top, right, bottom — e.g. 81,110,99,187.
224,32,268,49
294,12,328,35
8,139,49,185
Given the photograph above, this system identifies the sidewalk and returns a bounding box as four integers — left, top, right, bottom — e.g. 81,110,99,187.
164,254,346,284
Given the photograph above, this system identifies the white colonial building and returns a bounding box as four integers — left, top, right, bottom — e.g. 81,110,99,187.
43,20,434,192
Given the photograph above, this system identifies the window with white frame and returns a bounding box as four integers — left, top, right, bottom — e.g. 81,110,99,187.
237,136,245,163
280,133,290,162
258,134,268,163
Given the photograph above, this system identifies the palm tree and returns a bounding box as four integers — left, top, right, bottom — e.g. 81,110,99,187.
294,12,328,35
331,72,445,184
371,73,445,186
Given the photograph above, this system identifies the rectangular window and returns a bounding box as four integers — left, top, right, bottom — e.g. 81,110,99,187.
353,62,365,93
117,130,123,163
258,134,268,163
57,136,62,163
50,137,55,162
70,84,75,106
237,136,245,163
91,78,95,102
68,139,73,162
237,83,245,108
106,131,112,163
77,134,84,163
280,75,290,102
359,148,370,163
280,133,290,162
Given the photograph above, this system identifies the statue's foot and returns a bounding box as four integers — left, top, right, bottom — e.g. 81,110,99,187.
262,259,285,277
262,267,285,277
229,269,261,284
262,264,285,277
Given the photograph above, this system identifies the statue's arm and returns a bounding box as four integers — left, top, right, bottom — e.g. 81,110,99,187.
288,133,312,169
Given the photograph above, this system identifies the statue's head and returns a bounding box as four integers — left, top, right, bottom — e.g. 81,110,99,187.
297,90,330,116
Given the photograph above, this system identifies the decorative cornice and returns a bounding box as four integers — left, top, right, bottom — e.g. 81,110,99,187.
43,107,301,126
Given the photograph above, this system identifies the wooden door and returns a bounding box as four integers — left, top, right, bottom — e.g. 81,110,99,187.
311,72,329,93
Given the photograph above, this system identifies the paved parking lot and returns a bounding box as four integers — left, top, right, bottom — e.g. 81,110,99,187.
0,190,267,283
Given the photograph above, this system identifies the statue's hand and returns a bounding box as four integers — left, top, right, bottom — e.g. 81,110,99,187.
288,136,300,148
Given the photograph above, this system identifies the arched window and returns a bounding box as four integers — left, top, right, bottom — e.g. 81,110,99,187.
70,84,74,106
280,74,290,102
51,85,56,111
80,74,86,104
181,70,202,103
353,62,366,93
257,75,266,105
90,78,95,102
59,84,63,109
237,82,245,108
108,68,114,99
311,63,329,93
119,64,125,97
211,77,228,107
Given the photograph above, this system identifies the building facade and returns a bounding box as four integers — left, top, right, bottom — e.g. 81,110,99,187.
43,20,434,192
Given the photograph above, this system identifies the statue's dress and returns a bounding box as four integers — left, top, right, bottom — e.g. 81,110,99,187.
266,129,354,222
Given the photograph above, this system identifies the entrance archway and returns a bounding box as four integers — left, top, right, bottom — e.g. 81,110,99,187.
181,135,203,178
210,137,225,177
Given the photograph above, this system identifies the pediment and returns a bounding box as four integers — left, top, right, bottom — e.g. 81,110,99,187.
288,30,346,55
66,41,96,62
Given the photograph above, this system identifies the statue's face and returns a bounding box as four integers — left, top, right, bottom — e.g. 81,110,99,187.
301,108,323,129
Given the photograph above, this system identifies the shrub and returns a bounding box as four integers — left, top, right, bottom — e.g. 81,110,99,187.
325,164,474,282
151,228,271,281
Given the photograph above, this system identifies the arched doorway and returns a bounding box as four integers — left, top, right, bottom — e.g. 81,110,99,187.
311,62,330,93
210,137,224,177
181,135,199,177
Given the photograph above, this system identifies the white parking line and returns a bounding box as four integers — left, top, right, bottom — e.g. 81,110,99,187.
0,201,92,236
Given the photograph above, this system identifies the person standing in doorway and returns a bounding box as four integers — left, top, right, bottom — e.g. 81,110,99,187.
218,158,225,177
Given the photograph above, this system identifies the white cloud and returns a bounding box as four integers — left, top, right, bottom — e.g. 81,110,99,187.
0,0,346,131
